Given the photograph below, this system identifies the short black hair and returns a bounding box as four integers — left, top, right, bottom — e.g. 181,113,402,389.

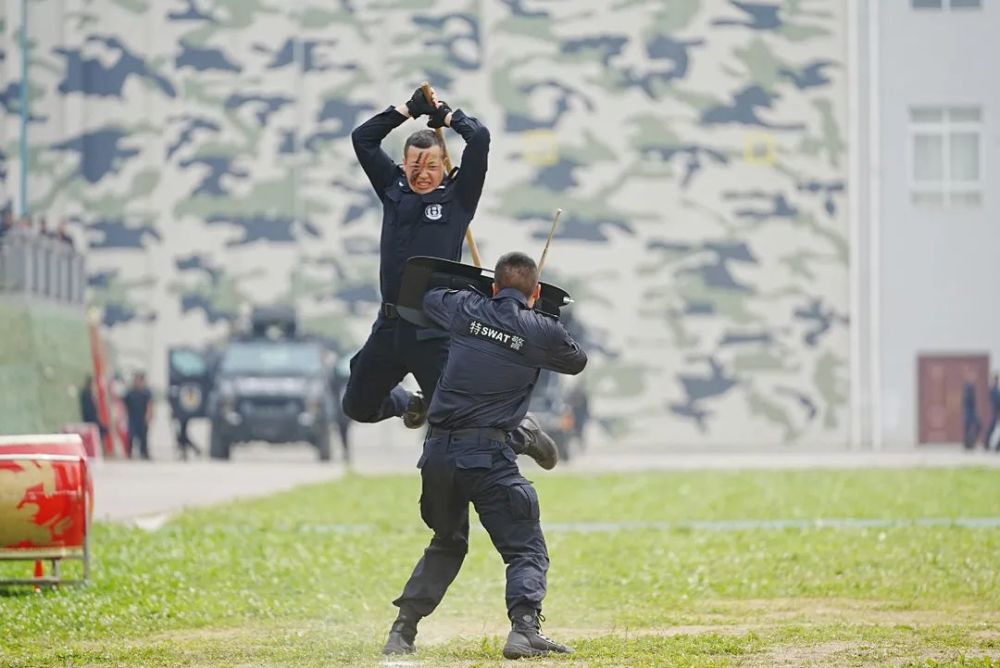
403,130,444,158
494,252,539,298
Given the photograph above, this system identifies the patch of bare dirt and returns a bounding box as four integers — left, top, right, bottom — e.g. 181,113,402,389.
741,640,860,667
695,597,1000,627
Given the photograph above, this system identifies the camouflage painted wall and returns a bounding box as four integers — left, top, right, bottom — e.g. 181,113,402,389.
1,0,849,447
0,4,10,212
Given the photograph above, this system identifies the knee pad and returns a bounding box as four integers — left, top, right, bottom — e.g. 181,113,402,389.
430,532,469,556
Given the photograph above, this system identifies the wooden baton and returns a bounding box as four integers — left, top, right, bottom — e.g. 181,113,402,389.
536,208,563,280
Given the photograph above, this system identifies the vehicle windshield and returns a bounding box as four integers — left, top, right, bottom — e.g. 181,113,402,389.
219,341,323,376
170,349,207,376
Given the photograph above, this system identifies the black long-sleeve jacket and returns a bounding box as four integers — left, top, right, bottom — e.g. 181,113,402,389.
351,106,490,304
422,287,587,430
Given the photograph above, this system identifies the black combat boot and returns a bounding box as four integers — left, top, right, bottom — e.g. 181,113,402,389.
382,612,418,655
502,608,572,659
403,392,427,429
509,414,558,470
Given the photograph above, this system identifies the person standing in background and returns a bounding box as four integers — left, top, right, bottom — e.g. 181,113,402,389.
79,374,109,444
124,372,154,460
170,399,202,461
79,375,99,425
986,373,1000,451
57,218,75,249
962,379,981,450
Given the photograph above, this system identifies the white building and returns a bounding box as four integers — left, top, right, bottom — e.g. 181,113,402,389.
854,0,1000,447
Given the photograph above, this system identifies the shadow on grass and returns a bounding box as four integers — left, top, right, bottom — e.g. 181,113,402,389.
0,586,38,598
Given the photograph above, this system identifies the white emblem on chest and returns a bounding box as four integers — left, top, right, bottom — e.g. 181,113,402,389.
424,204,443,221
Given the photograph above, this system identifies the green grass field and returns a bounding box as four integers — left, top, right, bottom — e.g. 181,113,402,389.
2,468,1000,666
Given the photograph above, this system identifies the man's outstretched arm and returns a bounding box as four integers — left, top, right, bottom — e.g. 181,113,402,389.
422,287,470,330
351,105,409,197
541,322,588,376
448,110,490,214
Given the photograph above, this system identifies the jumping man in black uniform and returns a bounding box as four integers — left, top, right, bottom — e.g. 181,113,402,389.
342,87,489,429
382,252,587,659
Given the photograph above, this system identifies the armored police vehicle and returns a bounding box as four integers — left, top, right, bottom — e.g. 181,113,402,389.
168,306,337,461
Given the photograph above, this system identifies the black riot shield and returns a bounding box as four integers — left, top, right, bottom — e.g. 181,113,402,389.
396,256,573,328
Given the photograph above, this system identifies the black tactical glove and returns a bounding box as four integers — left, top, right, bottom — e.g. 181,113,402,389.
427,102,453,129
404,87,436,119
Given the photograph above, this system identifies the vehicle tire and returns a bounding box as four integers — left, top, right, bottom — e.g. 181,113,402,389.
209,422,231,460
314,424,332,462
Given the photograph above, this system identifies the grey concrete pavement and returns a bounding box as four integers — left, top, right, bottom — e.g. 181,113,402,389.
92,458,343,522
92,433,1000,526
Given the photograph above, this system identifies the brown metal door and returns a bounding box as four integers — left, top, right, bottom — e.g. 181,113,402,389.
917,354,990,444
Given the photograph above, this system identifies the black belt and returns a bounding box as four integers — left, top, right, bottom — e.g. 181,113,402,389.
428,426,508,442
381,303,399,319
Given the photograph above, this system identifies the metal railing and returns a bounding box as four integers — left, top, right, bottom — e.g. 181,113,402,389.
0,230,86,305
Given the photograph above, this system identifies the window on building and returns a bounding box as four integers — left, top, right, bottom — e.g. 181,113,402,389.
909,106,983,207
912,0,982,9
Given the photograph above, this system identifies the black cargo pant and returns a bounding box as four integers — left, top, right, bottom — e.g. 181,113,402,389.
128,420,149,459
964,410,981,449
984,409,998,450
393,428,549,618
341,316,450,423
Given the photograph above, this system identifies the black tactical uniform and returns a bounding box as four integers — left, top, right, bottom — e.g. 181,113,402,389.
342,106,489,424
385,286,587,659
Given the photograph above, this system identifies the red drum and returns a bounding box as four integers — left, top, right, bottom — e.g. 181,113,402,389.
0,434,93,585
62,423,102,460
